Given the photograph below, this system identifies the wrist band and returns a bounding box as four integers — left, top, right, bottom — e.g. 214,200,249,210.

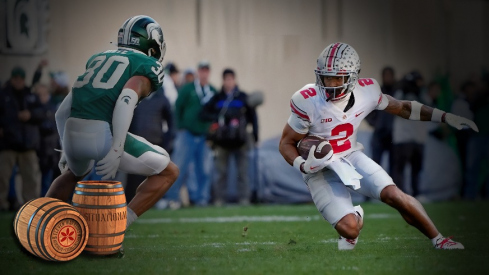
409,101,422,120
293,156,306,172
431,108,445,123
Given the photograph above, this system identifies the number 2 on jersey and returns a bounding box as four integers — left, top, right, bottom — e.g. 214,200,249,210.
329,123,354,153
74,55,129,89
300,88,317,99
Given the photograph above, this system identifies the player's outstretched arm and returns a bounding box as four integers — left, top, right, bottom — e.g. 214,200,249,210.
96,76,152,180
382,94,479,132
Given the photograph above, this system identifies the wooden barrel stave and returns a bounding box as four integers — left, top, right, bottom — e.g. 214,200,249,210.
72,181,127,255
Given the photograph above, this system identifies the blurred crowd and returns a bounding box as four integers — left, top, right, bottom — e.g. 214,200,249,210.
366,67,489,201
0,60,261,211
1,59,488,212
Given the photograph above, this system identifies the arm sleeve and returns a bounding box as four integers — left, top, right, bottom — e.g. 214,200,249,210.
111,88,138,150
370,79,389,110
55,92,73,144
375,93,389,110
287,94,311,134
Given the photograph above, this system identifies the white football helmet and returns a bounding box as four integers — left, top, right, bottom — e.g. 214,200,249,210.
315,42,361,101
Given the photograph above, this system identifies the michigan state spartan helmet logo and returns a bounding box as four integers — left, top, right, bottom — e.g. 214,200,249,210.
117,15,166,63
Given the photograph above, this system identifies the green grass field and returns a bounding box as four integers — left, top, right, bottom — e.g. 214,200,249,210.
2,201,489,275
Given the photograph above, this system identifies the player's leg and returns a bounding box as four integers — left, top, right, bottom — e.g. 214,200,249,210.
349,151,463,249
46,118,111,201
164,130,194,205
213,145,230,206
17,150,41,203
126,162,179,216
304,170,362,248
118,133,179,219
45,169,87,201
235,146,251,204
192,136,210,206
0,150,17,210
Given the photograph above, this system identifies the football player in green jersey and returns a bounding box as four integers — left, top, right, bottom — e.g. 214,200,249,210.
46,15,179,229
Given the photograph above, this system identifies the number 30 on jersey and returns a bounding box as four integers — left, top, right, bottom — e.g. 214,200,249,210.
73,55,129,89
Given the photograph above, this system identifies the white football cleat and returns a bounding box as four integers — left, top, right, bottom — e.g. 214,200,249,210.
434,236,465,250
338,205,364,250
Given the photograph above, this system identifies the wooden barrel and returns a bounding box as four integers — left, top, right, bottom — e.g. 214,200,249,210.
72,181,127,255
13,197,89,261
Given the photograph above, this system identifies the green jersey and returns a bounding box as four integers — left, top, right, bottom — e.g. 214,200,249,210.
70,49,164,124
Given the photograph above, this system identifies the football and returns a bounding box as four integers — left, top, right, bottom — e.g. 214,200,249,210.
297,135,333,160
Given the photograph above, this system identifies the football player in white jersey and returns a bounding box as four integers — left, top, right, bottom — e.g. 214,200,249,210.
279,42,479,250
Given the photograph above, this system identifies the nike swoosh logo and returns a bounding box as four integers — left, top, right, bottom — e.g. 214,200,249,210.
355,111,364,117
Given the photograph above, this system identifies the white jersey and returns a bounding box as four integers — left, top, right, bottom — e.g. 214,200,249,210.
288,78,389,157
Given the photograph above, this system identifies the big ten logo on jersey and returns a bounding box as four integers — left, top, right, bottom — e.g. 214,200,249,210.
151,61,164,84
1,0,49,55
358,78,374,87
300,88,317,99
321,118,332,123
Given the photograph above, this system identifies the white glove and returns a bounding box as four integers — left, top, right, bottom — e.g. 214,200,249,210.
302,142,334,174
95,147,123,180
445,113,479,132
57,149,68,173
327,156,363,190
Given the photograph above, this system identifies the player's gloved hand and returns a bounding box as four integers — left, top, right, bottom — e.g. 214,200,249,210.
96,147,123,180
327,156,363,190
57,150,68,173
302,142,334,174
445,113,479,132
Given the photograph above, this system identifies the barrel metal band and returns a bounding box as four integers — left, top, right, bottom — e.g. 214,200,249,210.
85,242,123,249
73,190,125,196
35,205,70,261
89,231,126,238
72,202,127,209
40,207,75,261
26,200,60,258
75,184,123,189
14,198,35,235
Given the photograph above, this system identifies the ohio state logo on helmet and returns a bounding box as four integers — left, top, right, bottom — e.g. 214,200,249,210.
314,42,361,101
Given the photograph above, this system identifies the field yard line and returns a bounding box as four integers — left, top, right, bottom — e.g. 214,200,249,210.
137,215,321,224
137,213,397,224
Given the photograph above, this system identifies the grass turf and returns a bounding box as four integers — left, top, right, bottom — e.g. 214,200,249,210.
1,201,489,274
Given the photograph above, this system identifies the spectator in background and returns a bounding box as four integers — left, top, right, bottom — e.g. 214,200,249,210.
464,78,489,199
165,60,217,209
202,69,258,206
182,68,196,85
33,83,60,196
0,67,45,210
391,71,427,197
126,88,174,202
163,63,180,107
451,81,477,197
366,67,396,173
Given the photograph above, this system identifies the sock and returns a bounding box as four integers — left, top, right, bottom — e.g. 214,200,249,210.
431,233,443,246
126,207,138,228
